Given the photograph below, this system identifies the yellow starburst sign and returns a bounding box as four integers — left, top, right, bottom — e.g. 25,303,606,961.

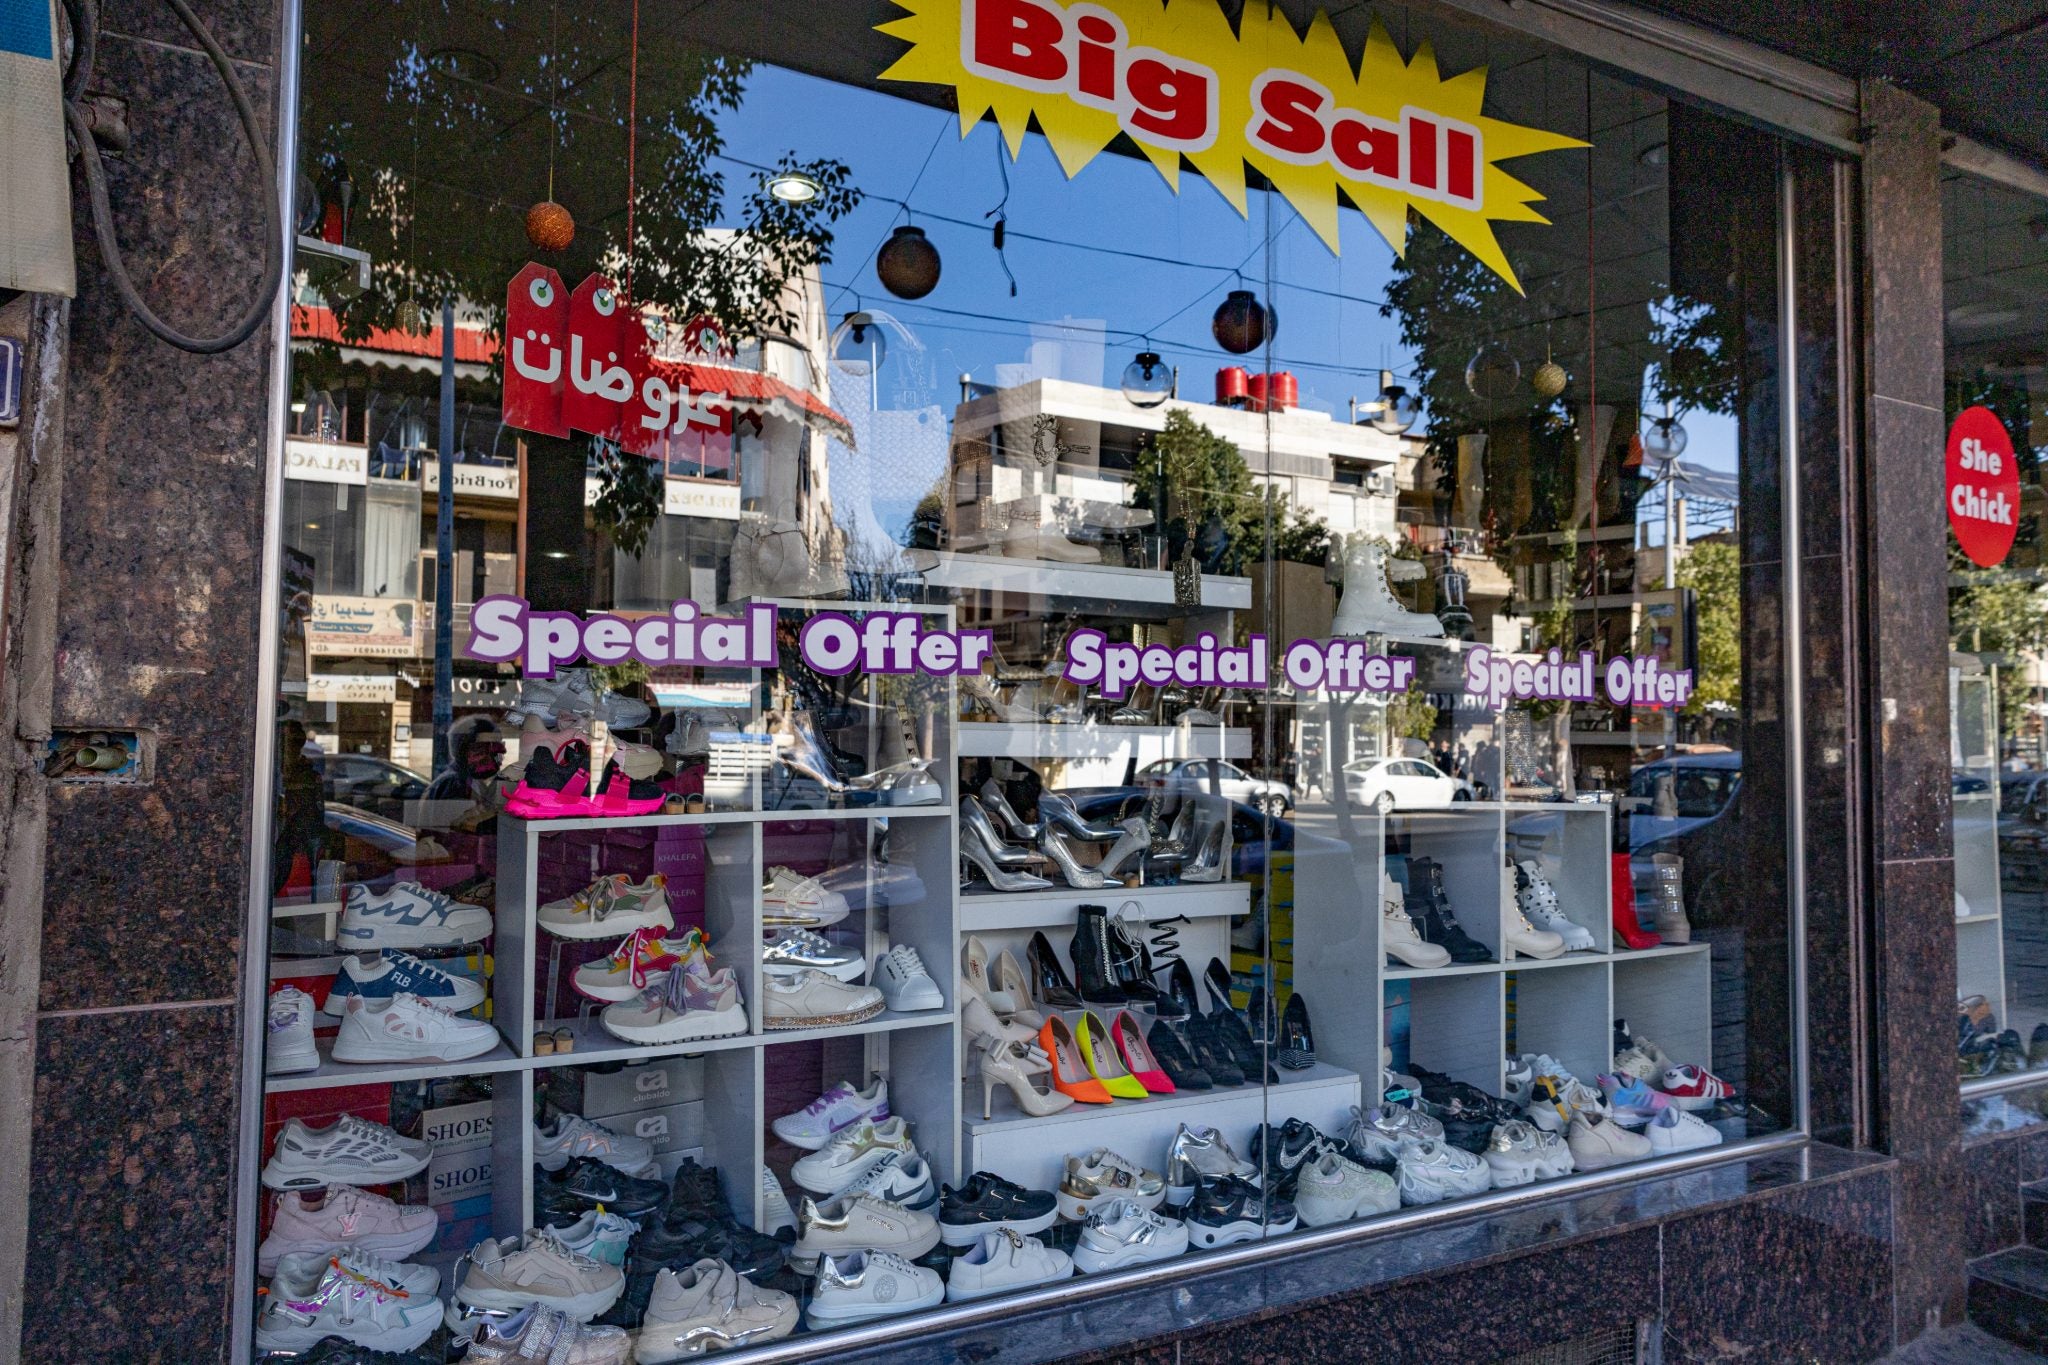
878,0,1586,292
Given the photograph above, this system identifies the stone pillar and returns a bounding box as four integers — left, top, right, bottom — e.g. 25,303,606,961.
12,0,282,1357
1857,77,1961,1341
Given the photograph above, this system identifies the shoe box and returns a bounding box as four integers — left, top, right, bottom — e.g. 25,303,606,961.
543,1055,705,1118
398,1077,496,1209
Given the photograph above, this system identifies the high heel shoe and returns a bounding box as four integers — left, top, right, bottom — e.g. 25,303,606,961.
1028,931,1082,1009
962,994,1037,1051
981,1039,1075,1119
1246,985,1276,1046
1038,791,1127,842
1181,1014,1244,1086
962,839,1054,893
1203,958,1236,1014
978,778,1041,841
1176,801,1231,883
963,936,1017,1014
1144,1018,1210,1090
1075,1010,1150,1099
1069,904,1128,1006
1038,827,1109,890
1095,818,1152,881
1110,1011,1176,1094
962,798,1041,870
1039,1016,1114,1104
993,950,1045,1029
960,673,1040,723
1276,993,1315,1070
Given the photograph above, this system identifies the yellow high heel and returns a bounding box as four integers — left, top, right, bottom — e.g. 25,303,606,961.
1075,1009,1149,1099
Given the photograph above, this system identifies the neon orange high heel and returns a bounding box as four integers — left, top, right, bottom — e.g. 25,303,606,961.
1040,1015,1113,1104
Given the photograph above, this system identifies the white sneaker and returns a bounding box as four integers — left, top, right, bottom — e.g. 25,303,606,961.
323,948,488,1015
1567,1113,1653,1170
1483,1119,1576,1187
791,1191,941,1273
456,1231,626,1321
761,969,885,1029
807,1250,944,1326
270,1247,439,1301
1382,895,1452,969
1057,1148,1167,1220
1345,1104,1445,1165
763,865,849,929
789,1116,917,1195
874,945,945,1011
1527,1075,1608,1134
1071,1198,1190,1273
265,986,319,1075
539,875,673,941
332,993,501,1064
254,1252,444,1354
1645,1106,1724,1155
257,1185,439,1274
770,1078,890,1151
946,1228,1073,1300
541,1208,639,1267
263,1116,433,1190
534,1113,658,1178
1294,1150,1398,1226
1515,861,1595,950
760,1166,797,1236
340,882,492,949
840,1150,940,1212
599,963,747,1045
1394,1138,1492,1205
636,1258,797,1361
1502,1055,1536,1107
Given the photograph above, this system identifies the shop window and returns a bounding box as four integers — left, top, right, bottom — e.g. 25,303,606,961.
254,1,1821,1356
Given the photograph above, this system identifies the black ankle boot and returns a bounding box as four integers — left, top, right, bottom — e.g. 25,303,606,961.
1069,904,1127,1006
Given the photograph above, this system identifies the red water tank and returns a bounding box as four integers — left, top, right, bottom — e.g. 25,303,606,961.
1246,372,1270,412
1266,371,1299,411
1215,366,1250,406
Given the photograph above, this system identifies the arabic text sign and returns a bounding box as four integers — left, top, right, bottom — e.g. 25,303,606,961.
878,0,1583,290
309,596,418,658
503,263,735,452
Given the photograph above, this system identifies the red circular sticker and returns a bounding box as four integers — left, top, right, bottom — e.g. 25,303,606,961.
1947,405,2020,567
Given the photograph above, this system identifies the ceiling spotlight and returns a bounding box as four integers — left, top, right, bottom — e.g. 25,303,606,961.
766,171,821,204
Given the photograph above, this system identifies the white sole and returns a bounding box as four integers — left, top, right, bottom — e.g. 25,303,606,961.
1508,940,1566,959
331,1031,500,1064
338,926,490,949
265,1048,319,1075
1072,1239,1188,1273
1650,1137,1722,1155
939,1208,1056,1247
789,1153,905,1196
806,1285,945,1327
599,1004,748,1045
1484,1162,1539,1188
537,911,674,941
764,959,867,984
261,1154,431,1189
255,1314,440,1355
458,1280,623,1322
945,1265,1072,1300
1384,944,1453,969
324,984,487,1017
1670,1095,1720,1111
791,1224,940,1274
880,988,945,1011
1056,1187,1165,1222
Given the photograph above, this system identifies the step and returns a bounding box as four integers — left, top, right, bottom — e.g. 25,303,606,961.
2020,1179,2048,1248
1969,1247,2048,1351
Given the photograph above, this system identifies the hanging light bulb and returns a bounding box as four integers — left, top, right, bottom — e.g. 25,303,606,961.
1368,368,1420,435
766,170,821,203
1212,289,1275,355
876,225,941,299
1120,350,1172,408
1464,342,1521,401
1643,412,1689,462
830,311,888,375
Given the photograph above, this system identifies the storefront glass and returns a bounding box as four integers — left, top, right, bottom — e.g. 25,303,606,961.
1946,169,2048,1130
252,1,1813,1355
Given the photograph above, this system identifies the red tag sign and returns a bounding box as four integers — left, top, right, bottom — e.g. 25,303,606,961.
503,263,568,438
1947,405,2020,567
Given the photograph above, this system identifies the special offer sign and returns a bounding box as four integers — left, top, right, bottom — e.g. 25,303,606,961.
1947,405,2020,567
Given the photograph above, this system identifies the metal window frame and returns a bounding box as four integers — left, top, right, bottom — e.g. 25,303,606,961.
228,0,1885,1355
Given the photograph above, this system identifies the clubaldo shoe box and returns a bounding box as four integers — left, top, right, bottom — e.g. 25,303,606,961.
543,1055,704,1118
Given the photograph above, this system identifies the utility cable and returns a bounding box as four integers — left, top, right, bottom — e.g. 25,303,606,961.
60,0,281,353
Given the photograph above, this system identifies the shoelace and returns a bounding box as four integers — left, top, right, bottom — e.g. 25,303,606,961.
800,1085,854,1117
889,946,931,978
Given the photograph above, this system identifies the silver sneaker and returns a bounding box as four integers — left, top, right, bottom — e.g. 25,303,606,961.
1163,1123,1256,1202
762,930,866,983
638,1258,797,1360
1345,1104,1445,1164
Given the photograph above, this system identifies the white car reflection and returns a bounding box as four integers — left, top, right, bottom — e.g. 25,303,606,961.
1343,757,1474,812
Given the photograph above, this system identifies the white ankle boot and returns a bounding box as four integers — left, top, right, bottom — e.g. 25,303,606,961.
1330,535,1444,637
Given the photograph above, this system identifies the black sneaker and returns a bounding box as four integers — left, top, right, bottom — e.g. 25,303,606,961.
514,740,590,802
1249,1119,1331,1197
546,1156,669,1217
1146,1018,1213,1090
1276,993,1315,1069
631,1209,786,1279
1184,1173,1297,1248
666,1156,729,1218
938,1171,1059,1245
1410,1066,1521,1126
1404,857,1491,963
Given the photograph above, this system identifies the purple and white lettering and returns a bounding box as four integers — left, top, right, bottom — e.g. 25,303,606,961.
466,596,779,677
1062,629,1268,700
796,611,993,678
1282,638,1418,694
1461,645,1601,711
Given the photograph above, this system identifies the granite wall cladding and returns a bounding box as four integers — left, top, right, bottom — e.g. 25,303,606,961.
23,0,281,1360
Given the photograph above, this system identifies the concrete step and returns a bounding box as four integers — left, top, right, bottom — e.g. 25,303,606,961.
1971,1247,2048,1351
2020,1179,2048,1248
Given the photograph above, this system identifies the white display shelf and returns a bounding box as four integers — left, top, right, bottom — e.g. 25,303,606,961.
1612,941,1713,962
957,721,1250,760
521,1007,955,1070
272,899,343,920
1383,942,1704,980
959,879,1249,933
263,1040,525,1094
510,804,953,832
928,551,1252,610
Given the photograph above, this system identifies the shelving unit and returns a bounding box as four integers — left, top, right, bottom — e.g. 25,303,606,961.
1952,666,2011,1052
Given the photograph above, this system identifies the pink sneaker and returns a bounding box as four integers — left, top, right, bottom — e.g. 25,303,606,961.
257,1184,439,1275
